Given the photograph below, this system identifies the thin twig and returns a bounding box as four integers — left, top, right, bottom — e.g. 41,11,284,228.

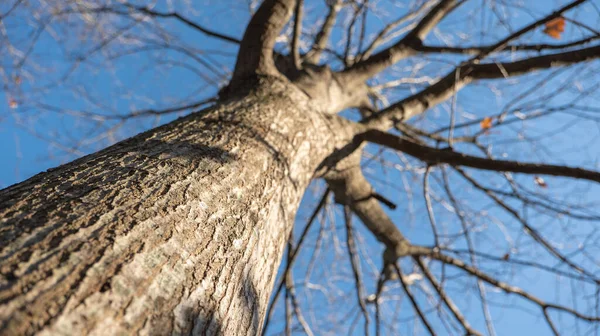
393,263,436,335
344,206,370,335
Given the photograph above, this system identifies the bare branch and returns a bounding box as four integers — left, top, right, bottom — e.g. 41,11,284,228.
464,44,600,78
304,0,342,64
483,186,600,222
416,35,600,55
465,0,589,63
35,97,217,121
342,0,588,89
440,168,496,336
231,0,296,83
374,271,386,336
392,263,436,335
344,206,370,335
370,193,397,210
566,17,600,39
343,0,462,82
356,1,369,64
325,166,411,258
118,4,241,44
343,1,369,66
415,258,482,336
291,0,304,70
364,44,600,129
357,129,600,183
358,1,435,61
405,0,462,41
285,266,315,336
423,167,440,247
543,309,560,336
445,248,597,284
285,281,292,336
410,248,600,323
454,168,599,282
262,189,330,336
0,0,23,20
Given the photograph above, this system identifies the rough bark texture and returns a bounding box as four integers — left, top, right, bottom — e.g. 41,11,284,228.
0,79,350,335
3,0,600,334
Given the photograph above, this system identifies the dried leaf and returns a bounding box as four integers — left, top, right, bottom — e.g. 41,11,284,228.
8,99,18,109
543,17,565,39
534,176,548,188
480,116,493,130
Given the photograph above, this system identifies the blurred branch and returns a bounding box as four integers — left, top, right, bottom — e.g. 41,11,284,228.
304,0,342,64
0,0,23,20
423,167,440,247
344,206,370,336
444,248,598,284
284,264,314,336
463,0,588,63
343,0,463,81
417,35,600,55
392,263,436,335
121,4,240,43
262,189,330,335
410,247,600,322
231,0,296,83
415,258,482,336
291,0,304,70
357,1,435,61
455,168,600,281
36,97,217,121
69,4,241,44
364,44,600,129
440,168,496,336
343,0,369,66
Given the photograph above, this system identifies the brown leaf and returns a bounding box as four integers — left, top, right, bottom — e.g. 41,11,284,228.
480,117,493,130
543,17,565,39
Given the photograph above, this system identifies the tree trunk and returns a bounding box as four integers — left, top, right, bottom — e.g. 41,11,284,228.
0,80,340,335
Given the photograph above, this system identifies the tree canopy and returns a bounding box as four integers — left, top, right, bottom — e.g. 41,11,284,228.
2,0,600,335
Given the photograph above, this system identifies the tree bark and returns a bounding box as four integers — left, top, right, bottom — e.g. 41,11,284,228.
0,79,345,335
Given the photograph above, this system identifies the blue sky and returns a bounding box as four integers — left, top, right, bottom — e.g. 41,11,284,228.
2,0,600,335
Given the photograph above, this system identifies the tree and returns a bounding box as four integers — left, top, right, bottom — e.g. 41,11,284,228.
1,0,600,334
